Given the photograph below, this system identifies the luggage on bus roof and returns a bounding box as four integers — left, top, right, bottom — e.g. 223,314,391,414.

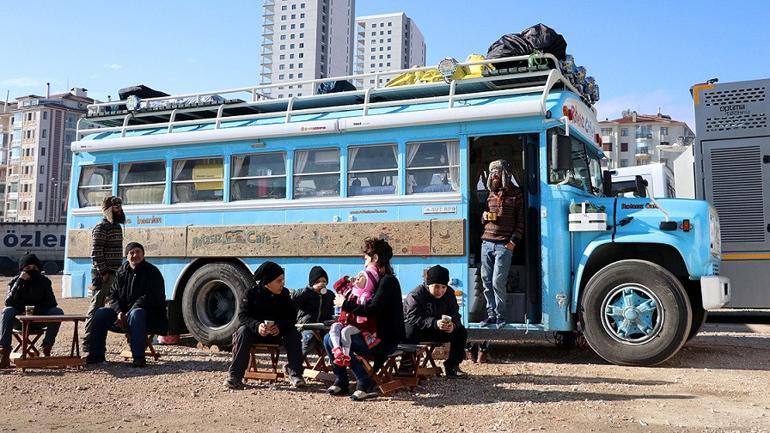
316,80,357,95
118,84,170,100
486,23,567,68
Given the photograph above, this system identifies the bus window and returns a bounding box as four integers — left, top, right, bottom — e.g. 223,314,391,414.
231,152,287,201
548,135,592,192
293,148,340,199
172,158,224,203
348,144,398,196
406,140,459,194
77,164,113,207
118,161,166,205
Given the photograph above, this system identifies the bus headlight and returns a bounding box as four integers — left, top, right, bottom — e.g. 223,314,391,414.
709,206,721,257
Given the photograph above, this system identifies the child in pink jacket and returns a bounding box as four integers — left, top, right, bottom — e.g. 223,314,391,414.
329,265,380,366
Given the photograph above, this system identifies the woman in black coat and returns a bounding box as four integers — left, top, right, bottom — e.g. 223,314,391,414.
323,237,405,401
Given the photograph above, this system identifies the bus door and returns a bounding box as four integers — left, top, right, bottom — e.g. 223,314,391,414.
467,133,541,324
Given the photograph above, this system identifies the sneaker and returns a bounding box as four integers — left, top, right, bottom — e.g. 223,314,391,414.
495,318,507,329
131,358,146,368
288,374,306,388
327,384,349,396
350,389,378,401
223,377,244,390
85,355,105,365
479,316,496,328
444,365,468,378
465,343,479,363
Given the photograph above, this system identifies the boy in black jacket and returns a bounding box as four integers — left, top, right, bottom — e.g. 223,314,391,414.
0,254,64,368
292,266,335,356
403,265,468,377
225,261,305,390
86,242,167,368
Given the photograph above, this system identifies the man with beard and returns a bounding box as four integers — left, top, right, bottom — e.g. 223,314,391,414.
0,254,64,368
83,196,125,353
479,160,524,329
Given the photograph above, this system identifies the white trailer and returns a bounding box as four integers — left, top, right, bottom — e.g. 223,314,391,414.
611,163,675,198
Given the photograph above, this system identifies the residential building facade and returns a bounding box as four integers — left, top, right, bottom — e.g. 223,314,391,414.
599,110,695,169
354,12,426,88
3,88,93,222
0,103,17,221
260,0,355,98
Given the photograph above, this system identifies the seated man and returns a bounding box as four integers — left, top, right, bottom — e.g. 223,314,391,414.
292,266,335,357
224,261,305,390
0,254,64,368
403,265,468,377
86,242,167,368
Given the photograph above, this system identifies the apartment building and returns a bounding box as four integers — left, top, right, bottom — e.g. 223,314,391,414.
0,102,17,221
599,110,695,169
354,12,426,88
3,88,93,222
260,0,355,98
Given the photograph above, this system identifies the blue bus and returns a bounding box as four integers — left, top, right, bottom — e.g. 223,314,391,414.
64,54,730,366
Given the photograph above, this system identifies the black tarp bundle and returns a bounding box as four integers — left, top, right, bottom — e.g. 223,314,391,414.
486,23,568,68
118,85,169,100
316,80,357,95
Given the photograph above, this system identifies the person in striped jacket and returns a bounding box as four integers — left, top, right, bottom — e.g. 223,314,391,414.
83,196,125,353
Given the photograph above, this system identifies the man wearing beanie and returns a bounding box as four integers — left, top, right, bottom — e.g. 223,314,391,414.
225,261,305,390
83,195,125,352
480,159,525,329
86,242,167,367
403,265,468,377
292,266,335,356
0,254,64,368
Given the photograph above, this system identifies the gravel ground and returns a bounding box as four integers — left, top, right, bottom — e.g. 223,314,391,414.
1,276,769,433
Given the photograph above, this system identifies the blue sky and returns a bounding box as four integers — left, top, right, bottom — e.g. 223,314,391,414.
2,0,769,127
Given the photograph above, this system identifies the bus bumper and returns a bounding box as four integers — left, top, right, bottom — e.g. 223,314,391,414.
700,275,731,310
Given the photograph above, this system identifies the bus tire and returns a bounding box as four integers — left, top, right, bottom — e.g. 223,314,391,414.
181,262,253,348
580,259,692,366
42,261,60,275
687,304,707,342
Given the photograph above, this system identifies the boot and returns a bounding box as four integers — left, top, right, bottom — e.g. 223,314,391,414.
477,341,489,364
0,347,11,369
43,345,53,357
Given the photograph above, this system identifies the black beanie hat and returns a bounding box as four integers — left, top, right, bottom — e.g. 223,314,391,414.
124,242,144,255
19,253,42,271
425,265,450,286
308,266,328,286
254,261,284,285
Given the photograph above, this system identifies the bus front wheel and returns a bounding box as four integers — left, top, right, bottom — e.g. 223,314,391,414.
581,259,692,366
181,262,253,348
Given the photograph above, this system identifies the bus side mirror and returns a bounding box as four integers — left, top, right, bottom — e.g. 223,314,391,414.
551,135,573,171
602,170,613,196
634,175,648,198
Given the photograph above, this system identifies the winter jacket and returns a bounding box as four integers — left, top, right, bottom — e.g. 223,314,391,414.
5,274,57,313
341,273,405,348
403,283,461,331
91,218,124,275
293,286,335,325
239,284,297,337
482,186,525,244
107,260,167,334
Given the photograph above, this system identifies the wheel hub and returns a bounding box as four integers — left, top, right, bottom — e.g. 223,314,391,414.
601,285,664,345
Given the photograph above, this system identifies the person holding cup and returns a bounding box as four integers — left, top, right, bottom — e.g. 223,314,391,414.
1,254,64,368
292,266,335,357
403,265,468,377
224,261,305,390
479,159,524,329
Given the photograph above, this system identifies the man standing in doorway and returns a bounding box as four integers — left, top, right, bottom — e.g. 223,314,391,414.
480,160,524,329
83,196,125,352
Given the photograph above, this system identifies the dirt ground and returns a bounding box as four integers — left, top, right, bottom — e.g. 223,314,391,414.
1,276,769,433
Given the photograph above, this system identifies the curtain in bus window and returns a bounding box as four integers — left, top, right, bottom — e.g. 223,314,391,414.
348,145,397,196
78,164,113,207
447,142,460,191
172,159,223,203
231,153,287,201
119,162,166,205
293,149,339,199
406,141,458,194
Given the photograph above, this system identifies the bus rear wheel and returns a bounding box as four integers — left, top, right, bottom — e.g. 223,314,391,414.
581,259,692,366
182,262,253,348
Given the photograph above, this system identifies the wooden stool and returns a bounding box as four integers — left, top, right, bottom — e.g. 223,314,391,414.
416,342,445,378
120,334,161,361
357,345,420,396
244,344,283,382
12,328,45,359
302,331,334,382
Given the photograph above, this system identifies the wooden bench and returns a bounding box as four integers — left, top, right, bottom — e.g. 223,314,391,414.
244,344,283,382
120,334,161,361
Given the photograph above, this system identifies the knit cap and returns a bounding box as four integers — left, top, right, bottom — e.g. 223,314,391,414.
425,265,450,286
254,261,284,285
308,266,328,286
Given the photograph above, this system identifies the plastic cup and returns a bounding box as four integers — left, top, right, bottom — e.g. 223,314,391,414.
441,315,452,323
264,320,275,327
25,305,34,315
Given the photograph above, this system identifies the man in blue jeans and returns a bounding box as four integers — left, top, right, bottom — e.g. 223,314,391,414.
480,160,525,329
86,242,167,368
0,254,64,368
